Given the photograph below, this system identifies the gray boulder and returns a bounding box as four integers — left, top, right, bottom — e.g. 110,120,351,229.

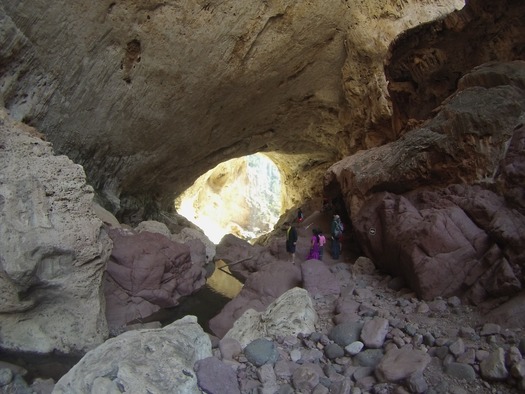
0,110,112,354
223,287,317,348
53,316,211,394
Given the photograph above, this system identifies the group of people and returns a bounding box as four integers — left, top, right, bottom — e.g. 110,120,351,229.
285,212,345,263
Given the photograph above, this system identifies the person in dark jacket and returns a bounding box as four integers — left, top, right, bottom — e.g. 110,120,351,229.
285,221,298,263
331,214,344,259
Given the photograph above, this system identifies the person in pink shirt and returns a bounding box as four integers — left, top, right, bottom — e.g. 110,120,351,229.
318,230,327,261
307,229,320,260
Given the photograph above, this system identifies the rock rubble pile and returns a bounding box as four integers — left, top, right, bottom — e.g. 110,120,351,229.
197,258,523,394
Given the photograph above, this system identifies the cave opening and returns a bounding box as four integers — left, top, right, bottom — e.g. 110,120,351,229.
175,153,283,244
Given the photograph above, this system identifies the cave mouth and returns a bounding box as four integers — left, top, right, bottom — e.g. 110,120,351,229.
175,153,282,244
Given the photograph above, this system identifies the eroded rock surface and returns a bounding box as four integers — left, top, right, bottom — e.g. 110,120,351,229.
386,1,525,134
0,0,464,216
53,316,211,394
0,109,112,354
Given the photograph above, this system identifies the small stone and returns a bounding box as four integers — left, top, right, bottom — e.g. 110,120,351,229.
458,326,477,340
0,369,14,386
507,346,522,365
292,364,321,392
324,343,345,360
375,347,431,382
480,323,501,336
219,337,242,361
360,317,389,348
476,349,490,362
345,341,364,356
407,371,428,394
417,303,430,313
434,346,449,360
457,348,476,364
244,338,279,367
511,360,525,379
423,333,435,346
480,348,509,380
290,349,301,362
449,338,465,357
519,338,525,355
445,362,477,381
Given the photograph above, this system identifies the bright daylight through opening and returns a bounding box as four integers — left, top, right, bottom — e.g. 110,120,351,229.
175,154,282,244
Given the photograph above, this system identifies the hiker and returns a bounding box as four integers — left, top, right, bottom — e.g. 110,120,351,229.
331,214,344,259
307,228,320,260
285,221,298,263
297,208,304,223
318,230,326,260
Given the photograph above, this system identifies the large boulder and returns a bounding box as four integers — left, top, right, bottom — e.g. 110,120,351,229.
353,187,523,302
223,287,317,348
208,260,302,338
104,228,207,333
326,61,525,217
215,234,279,282
53,316,211,394
0,110,112,354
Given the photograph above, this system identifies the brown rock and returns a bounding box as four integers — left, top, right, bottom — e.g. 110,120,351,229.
104,228,207,332
375,347,431,383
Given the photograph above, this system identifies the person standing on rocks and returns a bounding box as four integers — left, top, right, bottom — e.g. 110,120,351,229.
285,221,298,264
297,208,304,223
331,214,344,259
318,230,326,260
307,228,320,260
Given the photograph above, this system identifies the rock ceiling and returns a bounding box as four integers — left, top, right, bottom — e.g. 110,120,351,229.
2,0,525,224
1,0,468,220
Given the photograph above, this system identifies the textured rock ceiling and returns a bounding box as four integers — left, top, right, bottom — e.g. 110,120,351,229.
0,0,464,220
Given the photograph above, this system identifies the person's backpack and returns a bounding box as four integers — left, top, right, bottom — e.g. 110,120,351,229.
334,221,343,237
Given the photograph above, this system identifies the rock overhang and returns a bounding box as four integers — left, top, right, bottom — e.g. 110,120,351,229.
0,0,464,219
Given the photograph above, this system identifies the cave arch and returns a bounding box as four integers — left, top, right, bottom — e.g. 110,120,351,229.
175,153,286,243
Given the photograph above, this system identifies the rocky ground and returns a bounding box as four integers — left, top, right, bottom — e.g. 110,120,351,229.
195,209,525,394
200,252,524,394
1,209,524,394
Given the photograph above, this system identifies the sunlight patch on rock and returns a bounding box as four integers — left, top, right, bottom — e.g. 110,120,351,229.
176,154,282,244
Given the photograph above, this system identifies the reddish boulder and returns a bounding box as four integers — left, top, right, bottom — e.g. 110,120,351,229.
104,228,207,333
353,186,523,302
215,234,279,282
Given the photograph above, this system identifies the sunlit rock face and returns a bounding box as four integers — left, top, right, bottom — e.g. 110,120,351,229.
176,154,281,243
0,0,462,219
